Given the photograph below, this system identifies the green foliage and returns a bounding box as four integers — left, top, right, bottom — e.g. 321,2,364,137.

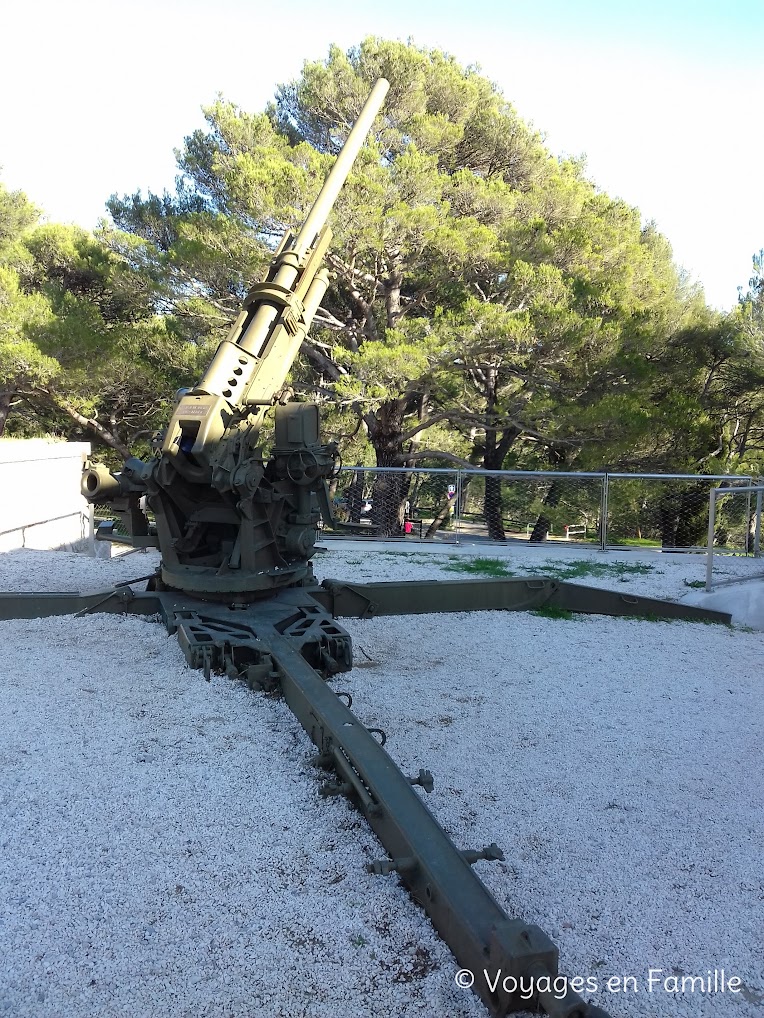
333,321,437,404
0,180,209,453
531,605,577,621
0,186,59,430
0,266,59,391
522,559,655,581
444,557,514,577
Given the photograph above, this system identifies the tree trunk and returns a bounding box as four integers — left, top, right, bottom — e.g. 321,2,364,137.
484,473,505,541
658,485,708,549
345,468,366,524
425,494,452,538
529,448,569,543
482,408,505,541
383,253,403,327
457,475,473,516
0,388,14,437
367,399,412,537
529,481,563,543
480,423,522,542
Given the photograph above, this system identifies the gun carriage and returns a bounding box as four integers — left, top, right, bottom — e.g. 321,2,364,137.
0,79,730,1018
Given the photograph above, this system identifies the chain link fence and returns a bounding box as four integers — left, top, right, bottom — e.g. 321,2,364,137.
90,468,764,577
323,468,762,554
456,470,603,544
705,484,764,590
603,473,755,551
91,500,154,558
327,467,461,542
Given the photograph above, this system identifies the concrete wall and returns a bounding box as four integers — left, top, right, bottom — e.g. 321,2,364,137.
0,440,92,553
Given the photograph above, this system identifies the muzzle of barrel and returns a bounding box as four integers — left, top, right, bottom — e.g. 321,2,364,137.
81,463,121,501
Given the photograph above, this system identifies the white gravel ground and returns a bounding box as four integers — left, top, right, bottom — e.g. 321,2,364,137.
0,542,762,1018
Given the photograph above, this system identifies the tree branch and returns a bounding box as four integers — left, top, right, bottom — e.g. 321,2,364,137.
393,448,479,469
299,340,345,381
35,388,132,459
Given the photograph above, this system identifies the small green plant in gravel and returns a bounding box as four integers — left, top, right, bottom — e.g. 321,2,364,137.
524,560,655,582
683,579,706,588
444,557,514,577
442,557,655,582
531,605,577,621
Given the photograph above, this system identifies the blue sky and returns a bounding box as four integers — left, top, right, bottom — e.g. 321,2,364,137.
2,0,762,309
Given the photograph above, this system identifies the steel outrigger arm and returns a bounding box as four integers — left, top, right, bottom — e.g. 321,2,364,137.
315,576,732,624
0,575,731,625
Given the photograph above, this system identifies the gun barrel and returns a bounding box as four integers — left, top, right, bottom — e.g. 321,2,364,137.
82,463,121,501
292,77,389,260
164,79,388,470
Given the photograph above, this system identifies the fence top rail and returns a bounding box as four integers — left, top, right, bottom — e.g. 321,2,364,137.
606,472,754,482
337,466,604,478
711,484,764,497
336,466,758,483
451,468,605,479
0,510,87,538
338,466,459,475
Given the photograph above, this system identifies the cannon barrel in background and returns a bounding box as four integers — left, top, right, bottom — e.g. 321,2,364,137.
81,462,121,501
81,456,152,503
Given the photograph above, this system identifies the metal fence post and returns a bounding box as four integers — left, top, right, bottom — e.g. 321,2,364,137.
88,503,96,557
755,490,763,557
705,489,717,591
600,473,609,552
454,470,462,544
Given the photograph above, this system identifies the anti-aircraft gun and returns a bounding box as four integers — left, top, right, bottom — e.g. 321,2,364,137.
1,79,730,1018
82,79,391,598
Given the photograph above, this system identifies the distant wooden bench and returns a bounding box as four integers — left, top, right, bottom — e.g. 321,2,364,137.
563,524,587,539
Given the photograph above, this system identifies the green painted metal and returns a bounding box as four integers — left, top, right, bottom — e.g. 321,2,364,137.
316,577,732,625
0,586,161,620
80,80,391,598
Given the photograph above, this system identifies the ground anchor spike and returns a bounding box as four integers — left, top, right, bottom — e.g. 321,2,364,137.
309,750,334,769
366,856,418,876
407,768,434,792
462,842,505,865
320,780,352,798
